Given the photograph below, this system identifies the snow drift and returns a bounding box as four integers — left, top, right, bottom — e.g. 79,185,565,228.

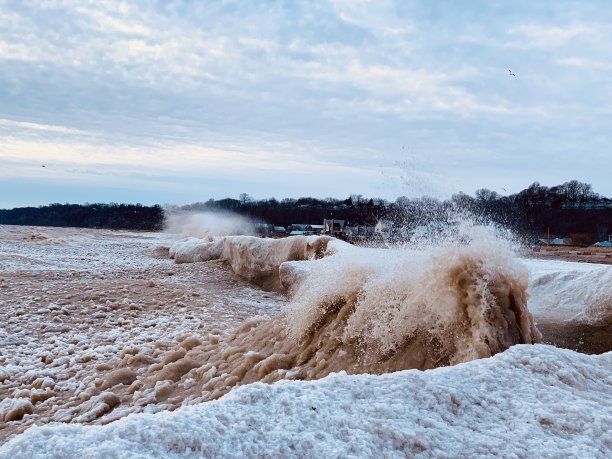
525,259,612,353
169,235,334,291
1,345,609,459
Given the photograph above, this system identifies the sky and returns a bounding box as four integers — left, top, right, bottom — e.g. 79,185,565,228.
1,0,611,208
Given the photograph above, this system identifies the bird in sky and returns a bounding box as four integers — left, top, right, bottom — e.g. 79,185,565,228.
41,165,46,168
508,69,516,77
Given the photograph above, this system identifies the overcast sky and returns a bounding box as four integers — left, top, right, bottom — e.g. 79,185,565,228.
1,0,611,207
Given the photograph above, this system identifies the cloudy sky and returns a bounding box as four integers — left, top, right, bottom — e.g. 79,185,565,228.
1,0,611,207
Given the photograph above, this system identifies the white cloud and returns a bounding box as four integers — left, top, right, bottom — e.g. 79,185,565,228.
0,118,90,135
506,23,596,48
73,5,152,36
556,57,612,69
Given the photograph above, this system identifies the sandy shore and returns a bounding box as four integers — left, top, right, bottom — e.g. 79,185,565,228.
526,246,612,265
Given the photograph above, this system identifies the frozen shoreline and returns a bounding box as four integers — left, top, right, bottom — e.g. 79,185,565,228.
1,344,610,458
1,226,610,456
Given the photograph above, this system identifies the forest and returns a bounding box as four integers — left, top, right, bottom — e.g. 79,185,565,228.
0,203,164,231
1,180,611,244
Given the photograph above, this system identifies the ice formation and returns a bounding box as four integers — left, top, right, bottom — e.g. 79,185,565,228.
525,259,612,353
1,345,609,459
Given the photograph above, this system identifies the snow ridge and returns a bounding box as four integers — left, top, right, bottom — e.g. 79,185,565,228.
1,345,610,458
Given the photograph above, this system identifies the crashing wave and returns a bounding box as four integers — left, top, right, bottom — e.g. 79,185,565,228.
135,234,543,408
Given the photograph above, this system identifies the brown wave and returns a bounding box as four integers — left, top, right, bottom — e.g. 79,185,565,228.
60,238,541,427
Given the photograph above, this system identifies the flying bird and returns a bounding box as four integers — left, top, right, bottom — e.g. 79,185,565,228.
41,165,46,168
508,69,516,77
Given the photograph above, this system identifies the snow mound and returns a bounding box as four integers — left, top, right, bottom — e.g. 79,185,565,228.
1,345,610,458
526,260,612,324
524,259,612,353
169,235,336,291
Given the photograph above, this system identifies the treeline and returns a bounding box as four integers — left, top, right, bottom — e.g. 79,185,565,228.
174,181,612,244
453,181,612,243
1,181,611,243
0,203,163,230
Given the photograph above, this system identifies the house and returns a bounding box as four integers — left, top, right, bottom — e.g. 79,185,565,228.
308,224,324,235
288,224,310,233
323,219,345,234
550,237,572,246
344,225,375,240
535,236,572,246
288,224,324,236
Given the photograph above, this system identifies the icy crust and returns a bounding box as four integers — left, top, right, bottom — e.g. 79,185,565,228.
1,345,610,459
169,235,336,291
525,259,612,324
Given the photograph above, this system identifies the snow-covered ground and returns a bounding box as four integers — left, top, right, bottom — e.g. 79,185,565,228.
0,226,286,441
1,345,610,458
1,226,610,457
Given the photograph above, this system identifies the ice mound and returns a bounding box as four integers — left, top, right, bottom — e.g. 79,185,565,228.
525,259,612,353
104,234,541,413
526,260,612,324
170,235,335,291
1,345,609,459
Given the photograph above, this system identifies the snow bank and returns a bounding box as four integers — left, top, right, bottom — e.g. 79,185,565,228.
1,345,609,458
526,259,612,324
170,235,336,290
524,259,612,353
